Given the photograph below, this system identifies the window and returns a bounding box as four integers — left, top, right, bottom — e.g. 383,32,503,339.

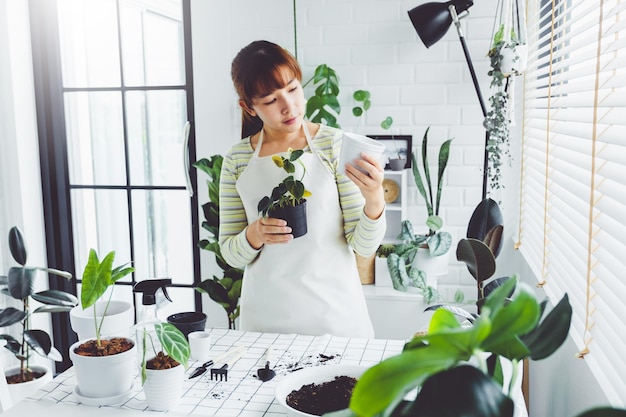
30,0,199,372
519,0,626,406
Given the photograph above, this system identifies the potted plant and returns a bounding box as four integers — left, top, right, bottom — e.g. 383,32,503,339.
386,127,453,295
257,149,312,238
193,155,243,329
140,322,190,411
69,249,136,403
0,226,77,402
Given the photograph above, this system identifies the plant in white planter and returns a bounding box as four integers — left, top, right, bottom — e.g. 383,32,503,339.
386,128,454,299
140,322,190,411
69,249,136,403
0,226,77,401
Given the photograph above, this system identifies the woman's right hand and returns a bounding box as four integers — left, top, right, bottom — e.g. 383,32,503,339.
246,217,293,249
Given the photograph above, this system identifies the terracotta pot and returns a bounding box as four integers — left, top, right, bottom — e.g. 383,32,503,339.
143,363,184,411
268,201,308,238
5,365,52,404
69,337,137,402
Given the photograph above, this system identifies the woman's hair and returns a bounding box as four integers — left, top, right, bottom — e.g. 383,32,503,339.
231,40,302,138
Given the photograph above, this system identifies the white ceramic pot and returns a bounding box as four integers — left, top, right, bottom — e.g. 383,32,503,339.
143,364,184,411
500,44,528,76
413,248,450,289
69,337,137,401
70,300,134,341
5,365,52,404
339,132,386,176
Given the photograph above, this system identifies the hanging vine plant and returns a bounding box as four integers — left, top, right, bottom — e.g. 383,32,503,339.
484,0,527,191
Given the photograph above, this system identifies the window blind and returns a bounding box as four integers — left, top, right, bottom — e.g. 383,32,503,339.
519,0,626,406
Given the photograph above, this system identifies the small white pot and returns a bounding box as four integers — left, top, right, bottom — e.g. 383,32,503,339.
413,248,450,289
6,365,52,404
500,44,528,76
70,300,134,340
143,364,184,411
69,337,137,401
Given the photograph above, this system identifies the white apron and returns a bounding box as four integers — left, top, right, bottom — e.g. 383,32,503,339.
235,125,374,338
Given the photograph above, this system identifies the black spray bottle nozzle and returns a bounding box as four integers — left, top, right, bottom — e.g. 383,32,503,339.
133,278,173,305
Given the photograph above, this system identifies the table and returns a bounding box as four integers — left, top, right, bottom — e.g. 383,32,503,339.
5,329,528,417
6,329,405,417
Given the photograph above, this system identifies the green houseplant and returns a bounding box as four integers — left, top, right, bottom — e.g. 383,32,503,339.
0,226,77,387
386,127,453,296
140,322,190,411
193,155,244,330
257,149,312,238
303,64,341,127
69,249,136,403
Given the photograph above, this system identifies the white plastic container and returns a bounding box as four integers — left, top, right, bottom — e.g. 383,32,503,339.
339,132,386,175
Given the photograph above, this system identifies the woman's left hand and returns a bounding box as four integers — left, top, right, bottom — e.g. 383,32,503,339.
344,153,386,220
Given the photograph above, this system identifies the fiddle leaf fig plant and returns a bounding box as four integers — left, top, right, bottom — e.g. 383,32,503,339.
80,249,134,347
0,226,77,383
257,149,312,217
194,155,243,330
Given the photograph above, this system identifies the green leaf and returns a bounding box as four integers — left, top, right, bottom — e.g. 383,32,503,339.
8,227,27,266
521,293,572,360
31,289,78,307
156,322,190,368
456,238,496,283
352,107,363,117
408,365,515,417
428,232,452,257
353,89,369,101
0,307,26,327
350,347,458,417
24,329,52,357
435,138,453,215
7,266,35,300
380,116,393,130
81,249,112,309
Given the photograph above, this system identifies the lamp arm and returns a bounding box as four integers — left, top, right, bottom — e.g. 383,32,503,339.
449,5,490,200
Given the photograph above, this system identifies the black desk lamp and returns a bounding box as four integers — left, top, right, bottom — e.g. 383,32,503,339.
408,0,489,200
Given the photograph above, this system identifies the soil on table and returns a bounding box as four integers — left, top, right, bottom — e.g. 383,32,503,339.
286,375,357,416
6,369,46,384
146,351,180,369
73,337,134,357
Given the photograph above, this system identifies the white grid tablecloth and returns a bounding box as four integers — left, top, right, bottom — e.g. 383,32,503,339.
26,329,406,416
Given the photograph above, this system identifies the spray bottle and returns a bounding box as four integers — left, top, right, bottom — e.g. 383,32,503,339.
132,278,172,366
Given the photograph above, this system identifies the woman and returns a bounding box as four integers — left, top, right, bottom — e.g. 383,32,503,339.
219,40,386,338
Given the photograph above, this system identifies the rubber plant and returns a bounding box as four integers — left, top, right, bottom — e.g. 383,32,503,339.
0,226,77,383
348,275,574,417
193,155,243,329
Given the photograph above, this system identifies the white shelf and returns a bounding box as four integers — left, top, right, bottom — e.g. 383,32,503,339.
383,169,408,242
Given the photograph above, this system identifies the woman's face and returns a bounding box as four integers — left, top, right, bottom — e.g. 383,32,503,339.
247,75,306,135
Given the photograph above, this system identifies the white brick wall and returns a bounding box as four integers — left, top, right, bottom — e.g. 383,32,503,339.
193,0,507,302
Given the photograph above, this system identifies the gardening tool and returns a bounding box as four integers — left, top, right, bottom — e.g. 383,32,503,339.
256,346,276,382
189,345,245,379
209,346,246,381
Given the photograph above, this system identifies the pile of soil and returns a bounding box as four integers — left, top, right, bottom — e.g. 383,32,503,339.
147,351,180,370
73,337,134,357
286,375,357,416
6,369,46,384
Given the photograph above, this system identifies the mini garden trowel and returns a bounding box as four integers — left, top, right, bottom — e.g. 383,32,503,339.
257,346,276,382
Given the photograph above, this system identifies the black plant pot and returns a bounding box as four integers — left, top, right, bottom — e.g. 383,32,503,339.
268,201,308,238
166,311,207,339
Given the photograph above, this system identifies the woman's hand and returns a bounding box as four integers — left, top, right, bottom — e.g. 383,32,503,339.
246,217,293,249
344,153,386,220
